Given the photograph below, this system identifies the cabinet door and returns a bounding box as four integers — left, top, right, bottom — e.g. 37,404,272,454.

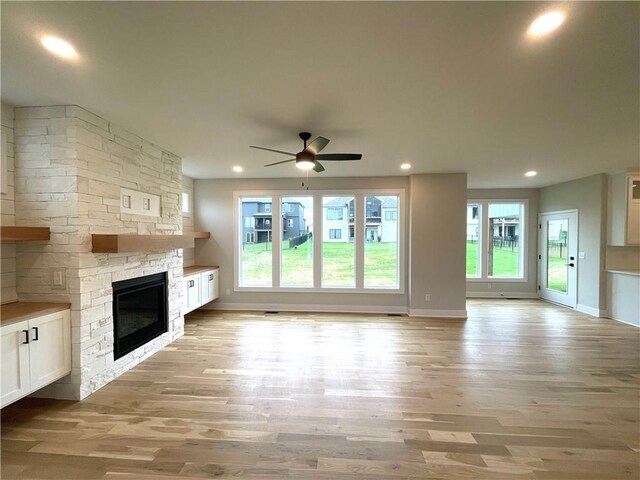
0,321,30,408
211,269,219,300
627,176,640,245
28,311,71,392
186,275,201,312
200,272,214,304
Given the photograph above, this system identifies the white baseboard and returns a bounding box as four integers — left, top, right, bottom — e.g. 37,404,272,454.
576,304,607,318
466,292,538,299
408,308,468,318
202,302,408,315
605,314,640,327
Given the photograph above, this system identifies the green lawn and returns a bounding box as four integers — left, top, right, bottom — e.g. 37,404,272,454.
241,240,398,287
466,241,567,291
466,241,519,277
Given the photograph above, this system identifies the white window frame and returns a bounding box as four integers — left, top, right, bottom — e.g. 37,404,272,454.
233,189,405,294
181,191,191,216
467,199,528,282
330,228,341,239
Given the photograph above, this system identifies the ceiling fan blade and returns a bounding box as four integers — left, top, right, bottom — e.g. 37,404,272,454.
305,136,330,154
315,153,362,161
313,161,325,173
250,145,296,156
264,158,295,167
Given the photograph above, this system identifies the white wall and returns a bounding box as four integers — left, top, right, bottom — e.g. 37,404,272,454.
193,174,467,316
539,174,607,314
466,188,539,298
1,102,17,304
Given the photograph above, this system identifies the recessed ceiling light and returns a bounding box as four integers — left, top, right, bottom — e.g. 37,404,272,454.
525,170,537,177
528,11,565,37
41,36,78,59
400,163,412,170
232,166,243,173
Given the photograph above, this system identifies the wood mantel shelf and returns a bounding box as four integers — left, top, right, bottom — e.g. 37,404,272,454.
0,226,50,242
91,234,195,253
187,231,211,239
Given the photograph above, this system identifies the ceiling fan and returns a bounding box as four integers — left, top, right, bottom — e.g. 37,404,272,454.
250,132,362,173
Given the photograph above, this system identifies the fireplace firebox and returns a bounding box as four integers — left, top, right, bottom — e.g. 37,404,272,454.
112,272,168,360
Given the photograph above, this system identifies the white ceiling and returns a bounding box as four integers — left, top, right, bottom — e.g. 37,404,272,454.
1,2,638,187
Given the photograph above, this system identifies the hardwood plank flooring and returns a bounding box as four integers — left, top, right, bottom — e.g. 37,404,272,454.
1,299,639,479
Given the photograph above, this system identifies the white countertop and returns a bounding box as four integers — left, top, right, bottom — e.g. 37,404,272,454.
606,269,640,277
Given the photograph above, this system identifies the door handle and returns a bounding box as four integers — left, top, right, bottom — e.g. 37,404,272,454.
566,263,575,267
32,327,39,341
21,330,29,344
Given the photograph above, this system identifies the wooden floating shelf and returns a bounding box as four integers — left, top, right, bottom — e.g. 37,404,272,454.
188,231,211,239
91,234,195,253
0,226,51,242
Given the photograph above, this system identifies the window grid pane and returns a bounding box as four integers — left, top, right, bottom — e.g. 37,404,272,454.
322,196,355,287
239,196,272,287
466,204,480,277
488,203,522,278
364,195,399,288
281,196,313,287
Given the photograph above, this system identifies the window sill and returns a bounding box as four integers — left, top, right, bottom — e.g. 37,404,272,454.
467,277,528,283
235,287,404,295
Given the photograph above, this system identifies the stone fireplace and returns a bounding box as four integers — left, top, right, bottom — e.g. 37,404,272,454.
13,105,185,400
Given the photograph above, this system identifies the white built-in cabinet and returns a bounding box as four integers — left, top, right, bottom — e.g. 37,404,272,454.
625,175,640,245
1,309,71,408
608,172,640,246
184,266,219,314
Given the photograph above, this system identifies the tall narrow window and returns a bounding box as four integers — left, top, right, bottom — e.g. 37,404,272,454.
364,195,399,288
239,196,272,287
466,204,480,277
322,196,355,287
281,196,313,287
488,203,523,278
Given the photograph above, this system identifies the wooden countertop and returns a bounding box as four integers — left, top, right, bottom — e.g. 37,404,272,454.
184,265,219,276
1,302,71,327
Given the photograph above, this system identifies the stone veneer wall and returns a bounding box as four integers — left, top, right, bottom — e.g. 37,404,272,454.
14,105,184,400
182,175,195,267
1,102,17,304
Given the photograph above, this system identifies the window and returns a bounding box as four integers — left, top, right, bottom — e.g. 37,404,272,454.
235,190,404,292
181,192,190,214
281,196,313,287
466,204,480,278
488,203,523,278
326,207,344,221
323,196,355,287
364,195,399,288
239,196,272,287
467,200,526,280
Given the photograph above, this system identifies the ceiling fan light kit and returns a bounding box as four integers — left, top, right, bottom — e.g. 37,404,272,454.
250,131,362,174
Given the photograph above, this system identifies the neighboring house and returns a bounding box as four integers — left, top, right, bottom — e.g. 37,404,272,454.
241,201,306,244
322,196,398,242
466,204,520,243
488,204,520,241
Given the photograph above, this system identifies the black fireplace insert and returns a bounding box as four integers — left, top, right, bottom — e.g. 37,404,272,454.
112,272,168,360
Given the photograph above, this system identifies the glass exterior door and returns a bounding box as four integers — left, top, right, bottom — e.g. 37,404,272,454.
539,211,577,308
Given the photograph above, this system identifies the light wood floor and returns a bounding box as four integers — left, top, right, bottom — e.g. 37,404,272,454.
1,300,639,479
